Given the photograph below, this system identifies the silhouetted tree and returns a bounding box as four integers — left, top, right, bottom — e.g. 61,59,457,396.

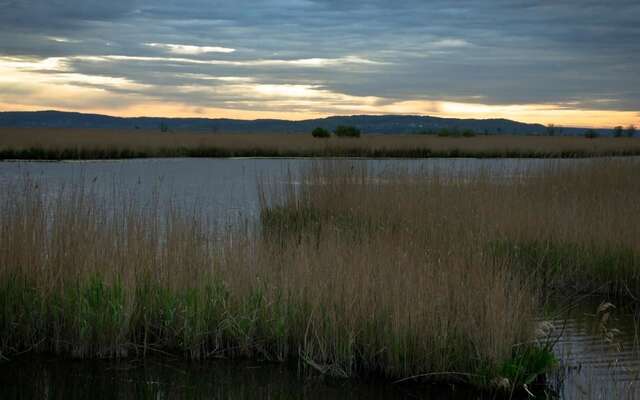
334,125,361,138
584,129,598,139
545,124,556,136
437,128,450,137
613,126,624,137
545,124,563,136
626,124,637,138
462,129,476,137
311,127,331,138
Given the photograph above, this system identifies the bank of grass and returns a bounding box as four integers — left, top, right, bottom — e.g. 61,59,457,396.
2,128,640,159
3,159,639,393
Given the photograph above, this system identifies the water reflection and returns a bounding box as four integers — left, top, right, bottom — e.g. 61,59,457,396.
548,298,640,399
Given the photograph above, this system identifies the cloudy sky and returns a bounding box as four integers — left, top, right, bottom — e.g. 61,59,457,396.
1,0,638,127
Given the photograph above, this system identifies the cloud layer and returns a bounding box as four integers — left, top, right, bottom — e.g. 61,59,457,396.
1,0,639,126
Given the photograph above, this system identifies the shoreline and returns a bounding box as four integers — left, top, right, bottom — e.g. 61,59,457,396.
1,129,639,161
3,150,640,161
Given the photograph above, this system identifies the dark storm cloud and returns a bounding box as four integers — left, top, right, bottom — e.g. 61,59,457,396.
1,0,639,113
0,0,138,32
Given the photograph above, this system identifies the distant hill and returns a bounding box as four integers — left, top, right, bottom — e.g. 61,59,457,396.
0,110,610,136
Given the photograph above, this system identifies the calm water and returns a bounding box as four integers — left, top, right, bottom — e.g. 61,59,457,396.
548,298,640,399
0,157,584,220
1,302,637,399
0,357,483,400
1,158,638,399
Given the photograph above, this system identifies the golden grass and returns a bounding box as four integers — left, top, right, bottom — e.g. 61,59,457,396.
1,128,640,159
2,157,639,392
262,158,640,295
0,168,541,388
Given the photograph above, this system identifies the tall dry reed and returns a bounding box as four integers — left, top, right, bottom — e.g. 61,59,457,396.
0,168,544,389
262,159,640,296
5,158,638,389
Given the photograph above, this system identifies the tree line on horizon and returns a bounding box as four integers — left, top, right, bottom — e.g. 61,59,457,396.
154,120,637,138
312,125,361,138
309,124,637,138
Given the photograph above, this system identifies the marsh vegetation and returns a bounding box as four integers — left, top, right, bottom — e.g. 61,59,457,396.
1,158,639,397
2,128,640,160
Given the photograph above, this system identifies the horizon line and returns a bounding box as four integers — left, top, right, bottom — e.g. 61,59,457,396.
0,108,626,130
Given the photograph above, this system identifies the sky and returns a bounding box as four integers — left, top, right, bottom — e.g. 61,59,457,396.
1,0,639,127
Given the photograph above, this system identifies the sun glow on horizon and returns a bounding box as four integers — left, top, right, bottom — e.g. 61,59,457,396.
2,100,637,129
0,56,637,129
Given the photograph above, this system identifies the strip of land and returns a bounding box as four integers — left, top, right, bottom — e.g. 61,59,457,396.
1,128,640,159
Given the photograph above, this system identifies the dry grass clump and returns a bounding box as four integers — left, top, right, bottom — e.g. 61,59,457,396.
258,163,545,382
1,128,640,159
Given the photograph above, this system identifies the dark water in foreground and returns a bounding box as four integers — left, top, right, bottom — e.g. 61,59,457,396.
1,299,637,400
0,357,483,400
548,298,640,399
1,158,639,398
1,302,638,400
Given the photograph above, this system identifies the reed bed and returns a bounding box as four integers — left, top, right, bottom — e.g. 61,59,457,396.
263,159,640,298
2,128,640,159
2,158,639,393
1,171,548,392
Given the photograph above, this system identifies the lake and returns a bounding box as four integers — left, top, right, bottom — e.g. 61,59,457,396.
0,157,638,399
0,157,590,219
